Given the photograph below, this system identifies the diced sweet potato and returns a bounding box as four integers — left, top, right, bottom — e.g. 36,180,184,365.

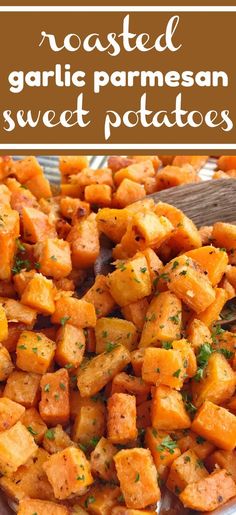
55,324,85,368
79,484,121,515
0,207,19,280
90,436,118,482
107,393,137,444
67,214,100,269
155,165,198,190
139,292,182,347
77,344,131,397
113,179,146,208
13,269,36,297
18,499,69,515
95,317,138,353
35,238,72,279
4,371,41,408
96,207,130,243
131,349,146,376
185,246,228,286
21,273,55,315
137,400,152,429
16,330,56,374
42,424,74,454
151,385,191,431
114,160,155,186
82,275,116,318
85,184,112,206
186,318,212,351
112,509,156,515
173,155,208,170
172,339,197,378
111,373,150,403
0,297,37,325
163,255,216,313
145,427,181,472
177,430,215,460
154,202,201,252
12,156,43,183
59,155,88,175
166,449,208,494
22,206,56,243
196,287,228,327
192,400,236,450
206,449,236,482
192,352,235,407
114,448,160,509
0,421,37,474
43,446,93,499
108,255,152,307
218,155,236,171
72,397,106,447
21,407,47,444
179,469,236,511
60,197,90,220
122,299,149,333
0,304,8,341
39,369,70,426
0,344,13,381
125,212,174,253
142,348,185,389
51,296,96,328
0,397,25,431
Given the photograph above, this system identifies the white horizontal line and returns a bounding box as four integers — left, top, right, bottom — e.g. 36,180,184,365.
1,6,236,11
1,144,236,150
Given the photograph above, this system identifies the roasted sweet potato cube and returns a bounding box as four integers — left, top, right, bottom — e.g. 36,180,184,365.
139,291,182,348
108,255,152,306
0,344,13,381
4,371,41,408
196,287,228,327
67,214,100,269
79,484,121,515
18,499,69,515
192,401,236,450
90,436,118,482
0,447,54,503
185,246,228,286
192,352,235,407
77,344,131,397
111,373,150,403
186,318,212,351
95,317,138,353
51,296,96,328
206,449,236,482
151,385,191,431
43,446,93,500
82,275,116,318
166,449,208,494
0,304,8,341
114,160,155,186
145,427,181,471
122,298,149,332
0,421,37,474
155,165,198,190
84,184,112,206
131,349,146,376
72,397,106,447
13,269,36,297
113,179,146,209
177,430,215,460
112,509,156,515
21,273,55,315
22,206,56,243
60,197,90,220
0,207,19,280
16,330,56,374
129,212,174,250
55,324,85,368
154,202,201,252
212,222,236,259
164,255,216,313
13,155,43,183
96,207,130,243
21,407,47,444
142,348,185,389
114,448,160,509
179,469,236,512
59,155,88,175
0,298,37,325
172,339,197,378
173,155,208,170
39,369,70,426
24,172,52,200
107,393,137,444
137,400,152,429
0,397,25,431
35,238,72,279
42,424,74,454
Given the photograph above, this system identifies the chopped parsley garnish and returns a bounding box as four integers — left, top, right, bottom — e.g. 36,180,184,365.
27,426,38,436
45,429,55,440
157,436,178,454
60,316,70,326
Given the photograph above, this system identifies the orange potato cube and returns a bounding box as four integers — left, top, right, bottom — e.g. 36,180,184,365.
39,369,70,426
67,214,100,269
60,196,90,219
145,427,181,471
79,484,121,515
155,165,198,190
154,202,201,252
0,298,37,325
0,207,19,280
59,155,88,175
139,291,182,347
21,273,55,315
4,371,41,408
192,352,235,407
131,349,146,376
82,274,116,318
22,206,56,243
192,400,236,450
206,449,236,482
0,421,37,475
108,255,152,306
177,430,215,460
18,499,69,515
95,317,138,353
128,212,174,251
185,246,228,286
186,318,212,351
114,160,155,186
122,298,149,332
164,255,216,313
113,179,146,209
0,397,25,431
137,400,152,429
60,183,82,198
16,330,56,374
96,207,130,243
0,304,8,341
13,155,43,183
112,509,156,515
142,348,185,389
107,393,137,444
114,448,160,509
173,155,208,170
90,436,118,482
55,324,85,368
172,339,197,378
43,446,93,500
196,287,228,327
21,407,47,444
72,397,106,447
24,172,52,200
77,344,131,397
179,468,236,512
42,424,74,455
35,238,72,279
0,344,13,381
13,269,36,297
151,385,191,431
166,449,208,494
111,372,150,402
84,184,112,206
51,296,96,328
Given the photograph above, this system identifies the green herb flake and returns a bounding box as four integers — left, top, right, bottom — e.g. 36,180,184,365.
18,344,27,350
162,341,173,350
85,496,96,508
157,436,178,455
44,384,50,392
60,316,71,326
27,426,38,436
45,429,55,440
77,474,85,481
173,369,181,378
59,382,66,390
134,472,140,482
